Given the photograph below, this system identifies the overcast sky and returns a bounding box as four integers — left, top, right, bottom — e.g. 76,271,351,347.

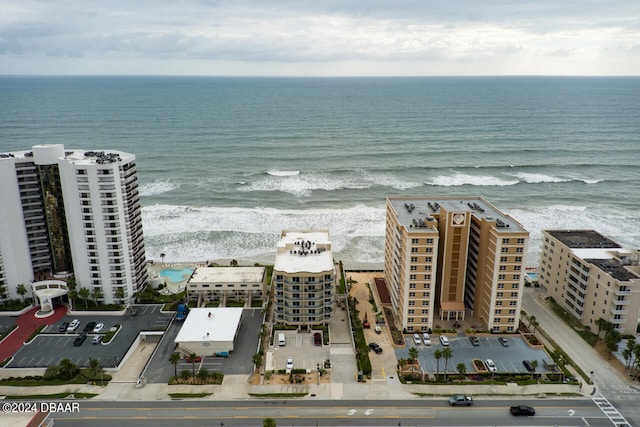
1,0,639,76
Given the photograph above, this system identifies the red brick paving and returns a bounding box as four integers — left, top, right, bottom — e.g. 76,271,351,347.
0,304,68,363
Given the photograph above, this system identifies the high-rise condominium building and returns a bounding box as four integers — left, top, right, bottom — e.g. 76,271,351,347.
272,230,335,328
385,196,529,333
541,230,640,334
0,144,147,305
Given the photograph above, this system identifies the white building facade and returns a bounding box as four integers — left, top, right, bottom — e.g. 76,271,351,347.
272,230,336,328
0,144,147,305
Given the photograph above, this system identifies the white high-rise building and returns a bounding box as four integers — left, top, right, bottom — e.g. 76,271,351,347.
0,144,147,305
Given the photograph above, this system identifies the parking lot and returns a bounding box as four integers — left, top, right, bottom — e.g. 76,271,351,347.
7,305,172,369
143,308,264,383
395,334,550,375
272,330,329,372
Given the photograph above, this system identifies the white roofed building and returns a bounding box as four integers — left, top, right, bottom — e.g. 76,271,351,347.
272,230,336,329
174,307,243,356
186,266,266,307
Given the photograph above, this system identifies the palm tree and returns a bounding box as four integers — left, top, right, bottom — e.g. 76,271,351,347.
115,287,125,303
67,288,78,311
160,253,166,264
530,359,539,379
58,358,79,380
91,287,103,304
456,362,467,377
89,358,100,376
79,287,90,309
0,282,7,306
595,317,608,339
16,284,28,303
169,352,180,379
442,347,453,381
190,352,198,377
408,346,419,364
528,314,536,329
530,319,539,333
434,349,443,381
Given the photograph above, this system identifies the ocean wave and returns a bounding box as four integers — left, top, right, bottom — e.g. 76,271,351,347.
238,171,422,196
426,173,519,187
267,169,300,177
141,202,640,267
507,172,568,184
138,180,180,196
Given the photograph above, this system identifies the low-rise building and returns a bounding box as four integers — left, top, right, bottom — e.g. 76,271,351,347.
541,230,640,334
174,307,243,356
186,266,266,306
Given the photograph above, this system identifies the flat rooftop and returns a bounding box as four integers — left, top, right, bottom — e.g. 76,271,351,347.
1,146,134,164
586,259,638,282
174,308,243,343
189,266,265,284
274,230,334,274
546,230,621,249
388,196,526,232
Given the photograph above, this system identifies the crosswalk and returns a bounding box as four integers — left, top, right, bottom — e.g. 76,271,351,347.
592,393,632,427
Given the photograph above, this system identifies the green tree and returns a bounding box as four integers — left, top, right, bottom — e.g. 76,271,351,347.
408,346,419,364
180,369,190,381
16,284,28,303
58,358,79,380
91,287,103,303
115,287,125,302
89,358,101,376
442,347,453,381
263,418,277,427
169,352,180,379
530,319,539,333
197,367,210,381
190,352,198,377
456,362,467,376
433,349,443,381
605,331,621,360
79,287,90,309
530,359,539,379
528,314,536,329
0,282,7,306
252,352,263,371
622,348,632,371
596,317,608,339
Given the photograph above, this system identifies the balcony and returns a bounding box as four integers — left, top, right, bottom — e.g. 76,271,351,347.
614,288,632,297
610,307,629,316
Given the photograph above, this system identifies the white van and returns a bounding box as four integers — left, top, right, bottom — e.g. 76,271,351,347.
278,333,286,346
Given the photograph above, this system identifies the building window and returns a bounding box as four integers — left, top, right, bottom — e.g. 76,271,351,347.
409,292,416,297
498,283,504,289
411,248,418,253
426,247,433,253
411,257,418,262
408,318,414,323
500,256,508,262
517,238,525,244
422,309,428,314
495,318,501,323
425,257,432,262
410,274,416,280
424,274,431,280
499,266,507,271
501,248,508,253
411,238,419,244
516,247,524,253
422,300,429,306
409,283,416,289
410,266,417,271
496,301,503,306
408,309,414,314
426,238,433,244
502,238,510,244
409,301,415,306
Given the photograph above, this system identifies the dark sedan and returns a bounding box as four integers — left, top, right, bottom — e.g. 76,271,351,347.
510,405,535,416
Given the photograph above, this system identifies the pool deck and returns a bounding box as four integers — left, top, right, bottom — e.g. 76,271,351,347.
148,263,204,295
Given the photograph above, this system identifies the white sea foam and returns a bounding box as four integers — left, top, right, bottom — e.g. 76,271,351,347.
267,169,300,177
138,180,180,197
426,172,519,187
508,172,568,184
238,171,421,196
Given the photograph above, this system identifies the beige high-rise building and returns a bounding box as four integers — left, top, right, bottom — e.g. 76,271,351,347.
541,230,640,335
384,196,529,333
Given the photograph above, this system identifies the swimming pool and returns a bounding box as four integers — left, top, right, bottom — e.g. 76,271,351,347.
526,272,538,280
160,268,194,283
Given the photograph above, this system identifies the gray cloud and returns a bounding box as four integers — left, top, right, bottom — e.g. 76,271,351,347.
1,0,639,75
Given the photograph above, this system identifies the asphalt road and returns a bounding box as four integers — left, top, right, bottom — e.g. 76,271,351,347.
42,398,610,427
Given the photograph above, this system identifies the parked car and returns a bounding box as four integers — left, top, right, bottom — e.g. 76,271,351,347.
422,333,431,345
368,342,383,354
522,360,534,372
413,333,421,345
92,334,103,345
58,321,69,332
66,319,80,333
93,323,105,333
313,332,322,346
510,405,535,416
498,337,509,347
469,336,480,346
73,333,88,347
374,325,382,334
83,321,97,333
439,335,450,346
448,395,474,406
485,359,497,373
286,357,294,370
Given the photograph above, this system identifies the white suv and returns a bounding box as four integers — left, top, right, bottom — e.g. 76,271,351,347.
485,358,497,373
439,335,450,346
413,333,421,345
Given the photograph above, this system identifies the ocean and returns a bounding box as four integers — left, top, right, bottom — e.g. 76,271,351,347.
1,76,639,268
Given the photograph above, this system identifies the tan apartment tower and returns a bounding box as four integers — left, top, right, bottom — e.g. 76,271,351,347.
384,197,529,333
541,230,640,335
272,230,336,329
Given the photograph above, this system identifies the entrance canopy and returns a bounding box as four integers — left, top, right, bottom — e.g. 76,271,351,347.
32,280,68,313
